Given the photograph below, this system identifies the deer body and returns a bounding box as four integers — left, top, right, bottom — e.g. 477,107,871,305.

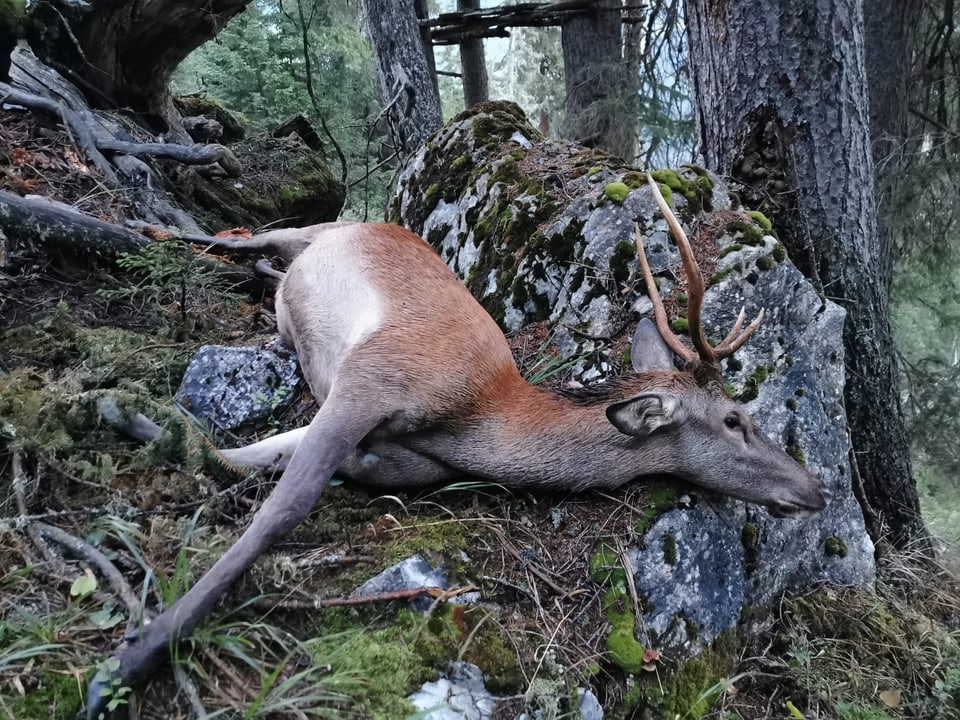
86,179,828,718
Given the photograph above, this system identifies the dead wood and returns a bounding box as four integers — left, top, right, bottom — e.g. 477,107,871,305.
0,190,266,295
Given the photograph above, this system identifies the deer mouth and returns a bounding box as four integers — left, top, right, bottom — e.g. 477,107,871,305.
766,487,832,519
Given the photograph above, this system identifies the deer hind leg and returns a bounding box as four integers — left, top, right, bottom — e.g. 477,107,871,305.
84,397,377,719
219,426,310,471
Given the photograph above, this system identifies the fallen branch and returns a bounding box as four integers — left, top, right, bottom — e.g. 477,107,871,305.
0,190,151,258
97,138,242,178
1,83,241,178
11,450,143,633
0,191,267,295
32,521,143,626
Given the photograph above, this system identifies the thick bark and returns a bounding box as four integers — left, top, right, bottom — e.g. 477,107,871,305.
683,0,928,551
458,0,489,107
360,0,442,156
25,0,252,132
561,0,635,162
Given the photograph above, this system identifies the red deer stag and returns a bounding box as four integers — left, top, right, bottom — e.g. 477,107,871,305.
86,175,828,717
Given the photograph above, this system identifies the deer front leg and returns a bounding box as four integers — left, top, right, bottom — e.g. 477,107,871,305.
84,405,373,719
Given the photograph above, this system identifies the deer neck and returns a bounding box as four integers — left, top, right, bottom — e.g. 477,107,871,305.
450,378,680,490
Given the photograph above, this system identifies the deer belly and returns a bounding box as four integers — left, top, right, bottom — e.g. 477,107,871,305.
337,441,458,486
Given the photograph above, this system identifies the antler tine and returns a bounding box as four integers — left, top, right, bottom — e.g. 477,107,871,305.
634,223,695,363
713,307,765,356
719,307,747,348
645,175,714,362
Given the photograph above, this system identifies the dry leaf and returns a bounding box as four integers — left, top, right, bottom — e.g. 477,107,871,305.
10,147,30,167
879,688,902,708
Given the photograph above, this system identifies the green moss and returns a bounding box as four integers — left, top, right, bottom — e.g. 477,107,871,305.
587,165,603,178
786,445,807,466
741,523,759,551
604,587,647,674
710,266,739,286
756,254,776,271
681,162,710,177
719,219,765,246
662,533,678,565
634,489,676,535
278,183,305,203
309,621,434,719
786,398,799,411
0,666,81,719
590,542,626,585
648,168,709,208
824,536,848,558
649,168,684,190
604,182,630,204
747,210,773,231
652,633,738,719
381,518,470,566
450,154,471,171
718,243,744,258
419,605,521,692
786,355,795,367
658,183,674,206
773,242,788,262
622,170,645,188
423,182,442,213
737,364,771,403
470,111,523,148
695,174,715,192
670,317,690,334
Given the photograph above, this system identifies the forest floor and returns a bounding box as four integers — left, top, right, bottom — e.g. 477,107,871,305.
1,107,960,720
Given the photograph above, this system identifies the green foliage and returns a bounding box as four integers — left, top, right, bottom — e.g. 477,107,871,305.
97,241,240,331
173,0,390,219
889,158,960,542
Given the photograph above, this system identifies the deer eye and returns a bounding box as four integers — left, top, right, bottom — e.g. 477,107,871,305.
724,414,740,429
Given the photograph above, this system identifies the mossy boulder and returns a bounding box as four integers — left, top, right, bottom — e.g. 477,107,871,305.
174,95,246,142
180,132,344,231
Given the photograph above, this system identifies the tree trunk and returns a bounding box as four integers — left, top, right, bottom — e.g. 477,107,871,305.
684,0,930,551
413,0,440,102
560,0,635,161
360,0,442,157
25,0,252,136
458,0,489,107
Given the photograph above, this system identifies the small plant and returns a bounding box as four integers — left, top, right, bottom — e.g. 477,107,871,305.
97,241,240,330
90,657,133,716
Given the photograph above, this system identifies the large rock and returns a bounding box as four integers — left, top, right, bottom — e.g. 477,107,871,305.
390,102,874,657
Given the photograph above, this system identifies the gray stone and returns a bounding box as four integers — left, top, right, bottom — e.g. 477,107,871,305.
353,554,449,612
175,344,299,430
408,662,498,720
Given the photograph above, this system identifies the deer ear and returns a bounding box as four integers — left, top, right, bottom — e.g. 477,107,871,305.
631,318,676,372
606,393,685,437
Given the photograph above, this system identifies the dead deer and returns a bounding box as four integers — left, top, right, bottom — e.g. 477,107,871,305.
86,175,828,717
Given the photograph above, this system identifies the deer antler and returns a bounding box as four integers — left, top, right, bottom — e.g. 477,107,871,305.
637,174,765,369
